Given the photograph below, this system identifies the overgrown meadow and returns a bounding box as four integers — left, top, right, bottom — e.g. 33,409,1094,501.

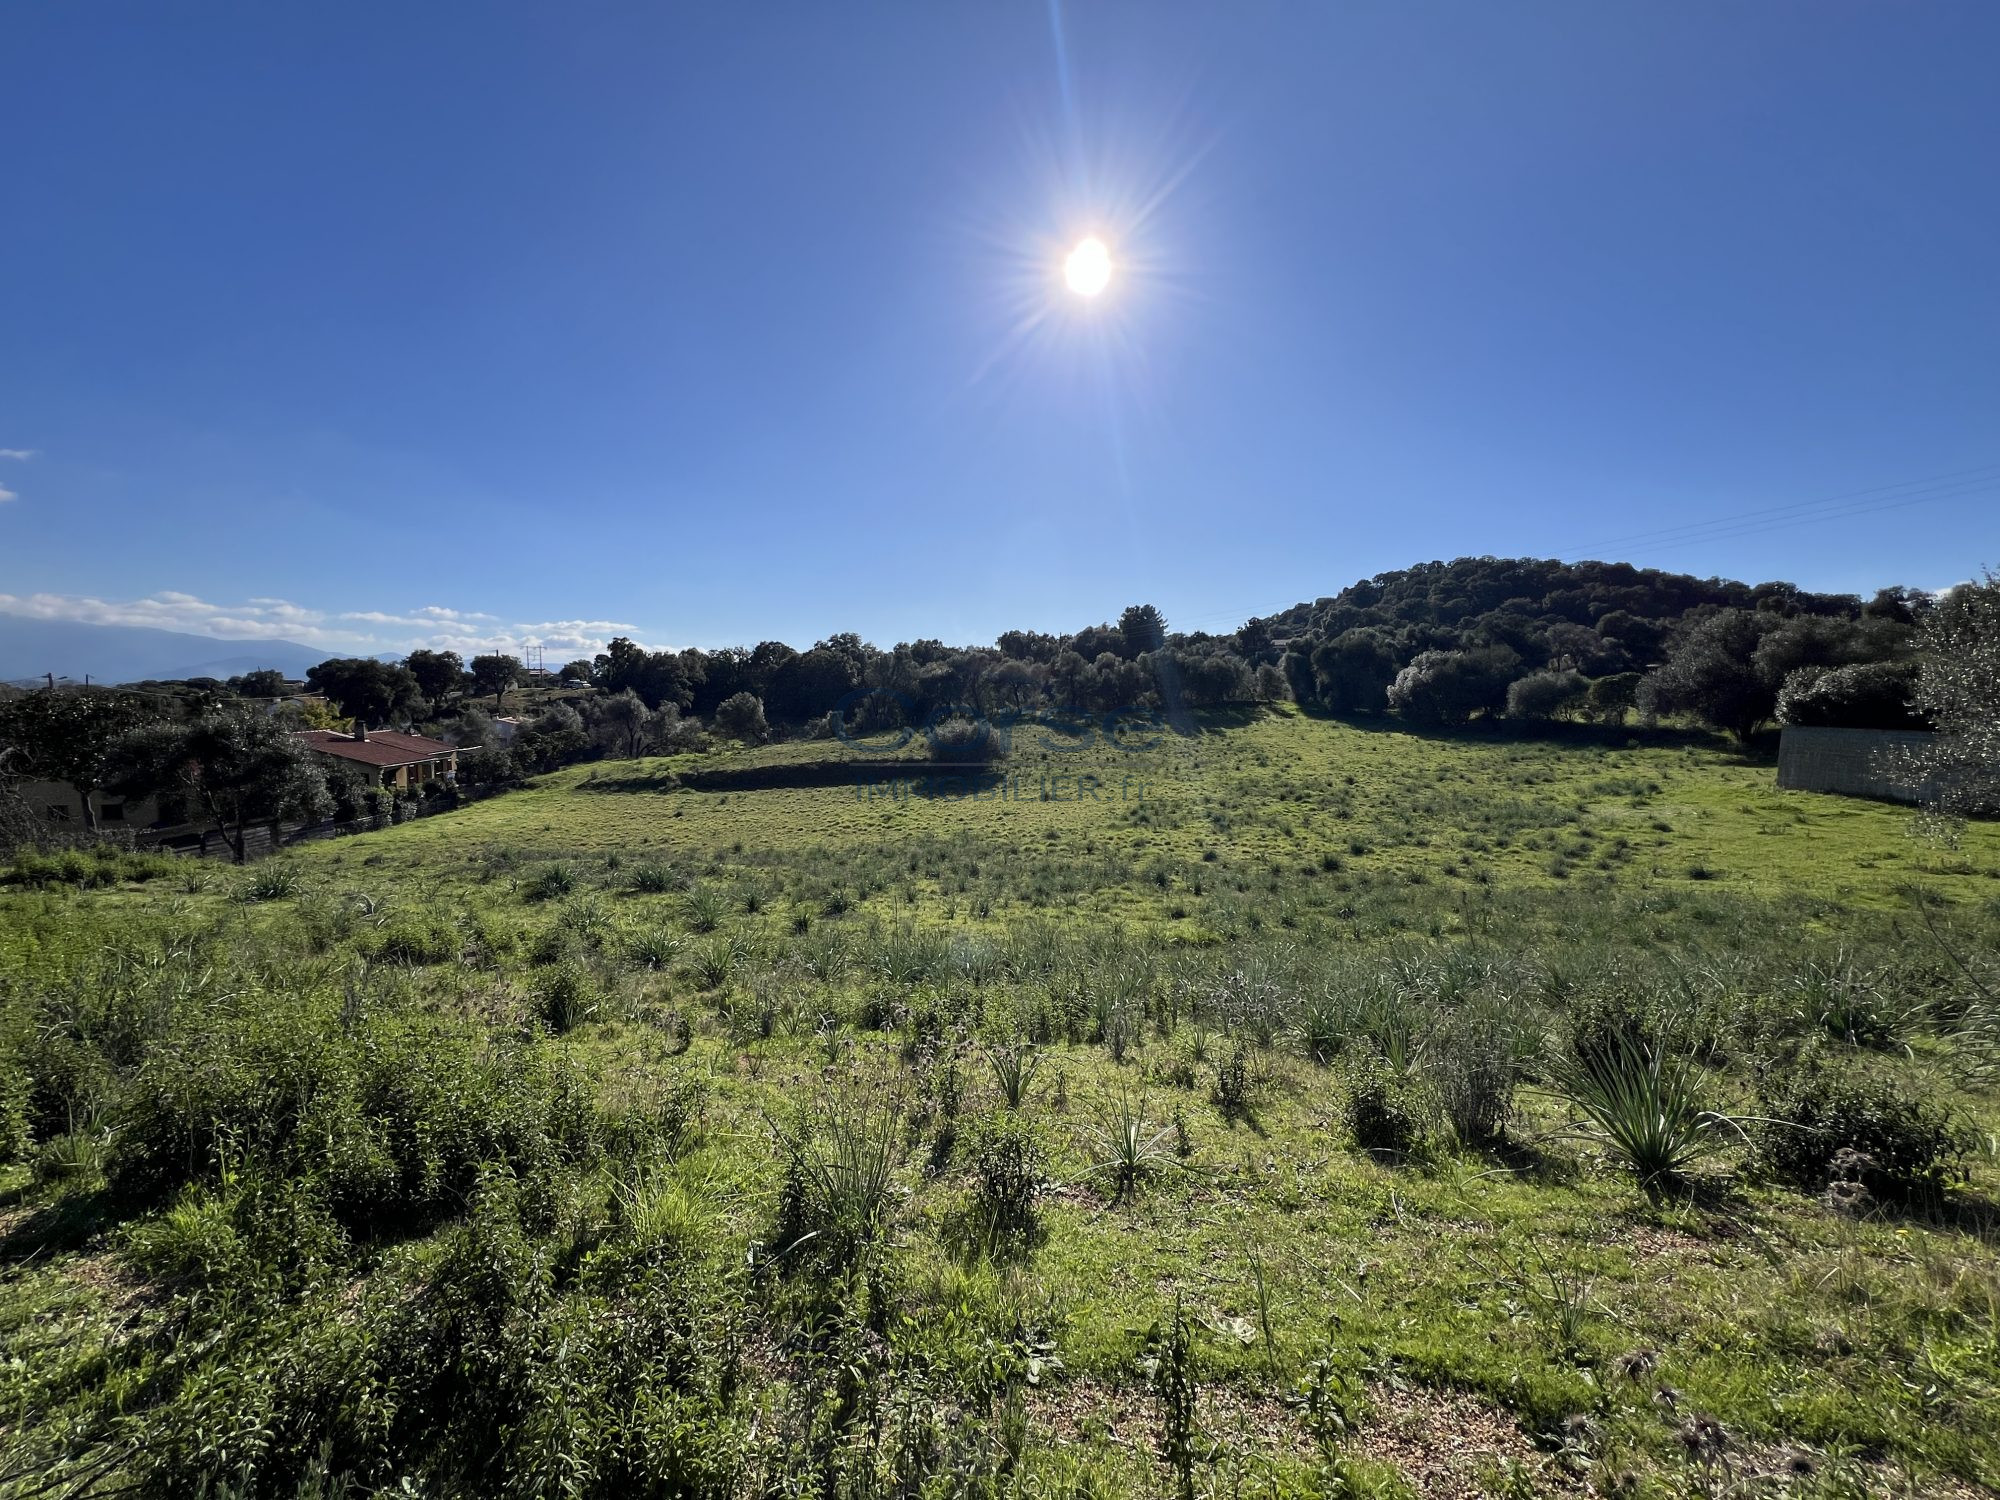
3,708,1997,1499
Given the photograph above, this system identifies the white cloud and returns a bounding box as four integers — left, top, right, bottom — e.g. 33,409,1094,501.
0,589,646,659
0,484,15,504
0,449,35,462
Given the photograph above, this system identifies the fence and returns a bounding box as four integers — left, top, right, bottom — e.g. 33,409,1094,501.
152,793,472,861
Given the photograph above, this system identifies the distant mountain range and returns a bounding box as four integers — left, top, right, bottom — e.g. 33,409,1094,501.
0,614,337,686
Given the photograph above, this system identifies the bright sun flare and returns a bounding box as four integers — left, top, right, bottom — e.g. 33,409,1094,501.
1064,236,1112,296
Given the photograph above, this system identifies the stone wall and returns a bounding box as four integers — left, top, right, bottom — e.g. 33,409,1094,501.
1775,727,1937,804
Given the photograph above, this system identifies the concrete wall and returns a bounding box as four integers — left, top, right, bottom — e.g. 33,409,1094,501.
1776,727,1937,804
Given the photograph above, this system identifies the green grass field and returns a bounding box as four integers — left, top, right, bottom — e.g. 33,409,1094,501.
2,709,1996,1498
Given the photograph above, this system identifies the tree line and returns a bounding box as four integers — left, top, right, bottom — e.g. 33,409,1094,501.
4,557,1992,858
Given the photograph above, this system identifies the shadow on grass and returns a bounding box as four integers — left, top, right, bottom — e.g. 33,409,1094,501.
0,1186,121,1264
1288,704,1744,758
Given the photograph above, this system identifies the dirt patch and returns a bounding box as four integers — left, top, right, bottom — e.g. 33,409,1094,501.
65,1250,153,1314
1024,1377,1310,1461
1354,1381,1587,1499
1024,1375,1585,1496
1726,1441,1992,1500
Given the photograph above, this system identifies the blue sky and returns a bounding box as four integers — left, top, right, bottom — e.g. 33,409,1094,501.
2,2,1996,659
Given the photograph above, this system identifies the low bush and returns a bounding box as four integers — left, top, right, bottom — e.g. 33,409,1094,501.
1344,1054,1427,1157
4,844,174,890
960,1107,1047,1253
369,910,459,966
1427,1001,1521,1147
925,716,1004,764
1755,1059,1969,1203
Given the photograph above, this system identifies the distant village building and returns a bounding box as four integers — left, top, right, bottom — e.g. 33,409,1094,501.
14,779,181,833
297,726,458,788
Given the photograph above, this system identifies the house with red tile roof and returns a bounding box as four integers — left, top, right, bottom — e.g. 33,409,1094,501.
297,726,458,789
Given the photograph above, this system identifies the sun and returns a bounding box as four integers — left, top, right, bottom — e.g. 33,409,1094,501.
1064,236,1112,296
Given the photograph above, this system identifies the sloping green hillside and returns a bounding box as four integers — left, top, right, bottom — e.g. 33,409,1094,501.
1,711,1995,1499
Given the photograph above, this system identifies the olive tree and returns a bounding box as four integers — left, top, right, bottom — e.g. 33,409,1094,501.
1903,572,2000,831
469,653,523,709
108,710,333,863
1505,669,1588,722
0,689,162,831
715,692,770,744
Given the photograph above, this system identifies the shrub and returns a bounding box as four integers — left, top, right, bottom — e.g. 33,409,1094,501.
714,692,770,744
1776,660,1925,730
533,962,601,1034
925,716,1004,764
1344,1055,1426,1157
1428,1003,1520,1147
962,1108,1047,1253
369,910,459,966
1506,669,1588,722
1212,1041,1258,1121
109,1002,601,1229
526,925,576,966
1755,1061,1968,1203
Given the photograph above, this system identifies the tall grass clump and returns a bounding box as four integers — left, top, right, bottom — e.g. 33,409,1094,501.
626,929,682,971
1783,954,1921,1049
368,909,459,966
1085,1088,1175,1204
533,960,602,1033
986,1043,1041,1108
1548,1027,1741,1199
770,1086,905,1273
522,861,578,901
682,884,728,934
628,860,684,894
244,862,305,902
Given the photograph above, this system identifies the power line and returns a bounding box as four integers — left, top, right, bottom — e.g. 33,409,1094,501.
1183,459,2000,636
1548,461,2000,560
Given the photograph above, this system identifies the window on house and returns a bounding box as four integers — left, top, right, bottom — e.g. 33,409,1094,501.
100,802,126,821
